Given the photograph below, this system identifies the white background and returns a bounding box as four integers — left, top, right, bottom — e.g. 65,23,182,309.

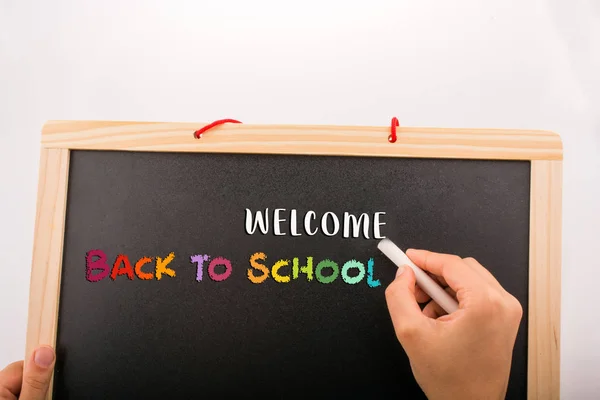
1,0,599,398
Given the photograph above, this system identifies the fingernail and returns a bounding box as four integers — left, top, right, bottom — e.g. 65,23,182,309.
34,347,55,368
396,265,405,277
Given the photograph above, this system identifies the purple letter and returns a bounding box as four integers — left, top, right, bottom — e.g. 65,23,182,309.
190,254,210,282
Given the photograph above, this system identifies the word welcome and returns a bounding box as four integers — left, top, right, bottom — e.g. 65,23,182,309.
245,209,386,239
85,250,381,288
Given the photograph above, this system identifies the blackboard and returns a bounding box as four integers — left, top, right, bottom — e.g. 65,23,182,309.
53,150,531,399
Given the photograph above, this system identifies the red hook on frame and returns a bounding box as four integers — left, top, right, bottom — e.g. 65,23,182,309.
194,119,242,139
389,117,399,143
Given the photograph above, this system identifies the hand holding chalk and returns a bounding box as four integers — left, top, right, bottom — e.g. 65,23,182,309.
378,239,459,314
381,247,523,400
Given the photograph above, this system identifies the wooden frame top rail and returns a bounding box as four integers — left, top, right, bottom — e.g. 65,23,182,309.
41,120,563,160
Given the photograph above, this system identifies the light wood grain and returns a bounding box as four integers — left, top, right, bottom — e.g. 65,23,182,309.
27,121,563,399
25,148,70,399
41,120,563,160
528,160,562,399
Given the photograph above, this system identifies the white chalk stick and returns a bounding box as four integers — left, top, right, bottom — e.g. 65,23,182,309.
378,238,459,314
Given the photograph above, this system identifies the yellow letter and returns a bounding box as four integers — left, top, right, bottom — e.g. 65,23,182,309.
155,252,176,280
272,259,291,283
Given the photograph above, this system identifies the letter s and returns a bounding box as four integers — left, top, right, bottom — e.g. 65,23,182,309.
248,252,269,284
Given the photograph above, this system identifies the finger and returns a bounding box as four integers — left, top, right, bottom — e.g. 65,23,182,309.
414,284,431,303
385,265,429,345
20,346,55,400
0,361,23,398
422,300,446,319
423,272,455,299
444,285,457,299
422,286,457,319
426,271,448,288
462,257,504,291
406,249,486,294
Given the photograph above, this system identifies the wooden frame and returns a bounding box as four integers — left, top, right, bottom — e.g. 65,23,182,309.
27,120,563,399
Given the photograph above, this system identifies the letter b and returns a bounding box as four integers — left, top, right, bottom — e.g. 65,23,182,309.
86,249,110,282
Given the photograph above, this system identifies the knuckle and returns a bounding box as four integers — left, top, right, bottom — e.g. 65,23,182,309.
422,251,431,267
419,252,432,273
475,291,505,315
507,296,524,321
483,292,523,320
385,281,402,299
384,284,396,299
464,257,477,264
445,255,463,270
396,323,420,343
25,374,48,392
0,387,17,400
489,293,507,312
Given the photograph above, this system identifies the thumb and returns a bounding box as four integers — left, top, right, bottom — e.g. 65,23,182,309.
20,346,55,400
385,266,428,344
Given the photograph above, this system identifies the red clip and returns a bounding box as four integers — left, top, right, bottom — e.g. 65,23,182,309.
194,119,242,139
389,117,399,143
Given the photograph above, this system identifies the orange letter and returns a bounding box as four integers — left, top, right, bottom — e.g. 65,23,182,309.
111,254,135,280
135,257,154,280
248,252,269,283
155,252,176,280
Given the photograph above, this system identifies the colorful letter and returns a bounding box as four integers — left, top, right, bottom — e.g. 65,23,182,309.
111,254,135,280
315,259,339,284
292,257,313,281
341,260,366,285
135,257,154,280
248,252,269,283
85,249,110,282
367,258,381,288
272,259,291,283
190,254,210,282
155,252,176,280
208,257,233,282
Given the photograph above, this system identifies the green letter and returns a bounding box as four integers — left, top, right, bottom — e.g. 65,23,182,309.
341,260,366,285
315,259,339,284
292,257,314,281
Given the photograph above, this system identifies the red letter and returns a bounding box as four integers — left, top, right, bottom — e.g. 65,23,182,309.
111,254,135,280
86,249,110,282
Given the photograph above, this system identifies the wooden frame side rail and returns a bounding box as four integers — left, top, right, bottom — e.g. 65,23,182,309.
26,120,563,400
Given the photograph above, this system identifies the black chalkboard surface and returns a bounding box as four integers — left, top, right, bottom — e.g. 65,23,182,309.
55,150,530,399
